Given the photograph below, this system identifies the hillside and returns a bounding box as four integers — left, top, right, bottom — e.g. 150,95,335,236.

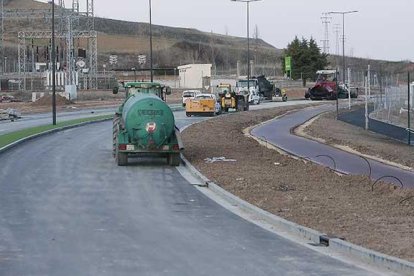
3,0,281,74
3,0,413,78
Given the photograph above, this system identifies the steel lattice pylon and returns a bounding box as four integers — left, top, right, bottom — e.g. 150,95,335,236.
2,0,97,90
86,0,96,89
17,32,26,90
72,0,79,13
0,0,4,74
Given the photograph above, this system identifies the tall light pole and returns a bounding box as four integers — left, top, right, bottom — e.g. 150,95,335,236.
149,0,153,82
328,11,358,84
50,0,56,125
231,0,262,92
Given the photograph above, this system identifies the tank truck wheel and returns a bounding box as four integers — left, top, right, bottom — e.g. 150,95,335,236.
168,153,181,166
237,99,245,112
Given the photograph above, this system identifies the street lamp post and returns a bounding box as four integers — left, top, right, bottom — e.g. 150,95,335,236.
328,11,358,84
231,0,262,93
149,0,153,82
51,0,56,125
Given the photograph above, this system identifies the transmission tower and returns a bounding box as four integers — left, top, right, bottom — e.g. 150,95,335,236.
320,13,331,54
2,0,98,90
72,0,79,13
333,24,341,56
0,0,4,73
86,0,96,88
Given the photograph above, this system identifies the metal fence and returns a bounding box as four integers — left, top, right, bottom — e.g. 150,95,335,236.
371,85,413,129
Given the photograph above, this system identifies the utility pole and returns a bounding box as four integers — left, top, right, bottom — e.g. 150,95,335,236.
51,0,56,125
328,11,358,84
149,0,153,82
408,72,411,145
0,0,3,74
231,0,263,98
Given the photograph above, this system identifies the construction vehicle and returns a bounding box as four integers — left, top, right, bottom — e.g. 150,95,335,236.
235,80,260,105
272,88,288,102
186,93,219,117
0,108,21,121
255,75,275,100
217,83,249,112
112,82,183,166
305,70,338,100
337,84,358,99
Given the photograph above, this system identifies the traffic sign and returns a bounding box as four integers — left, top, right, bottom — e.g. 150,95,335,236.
109,55,118,65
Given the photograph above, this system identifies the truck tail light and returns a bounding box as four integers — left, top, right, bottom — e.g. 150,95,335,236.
172,144,180,151
118,144,127,150
146,122,157,134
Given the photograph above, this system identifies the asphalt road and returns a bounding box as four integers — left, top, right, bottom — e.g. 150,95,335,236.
0,102,383,275
252,105,414,188
0,107,116,135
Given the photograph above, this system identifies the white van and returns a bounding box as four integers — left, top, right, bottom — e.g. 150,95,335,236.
182,90,201,106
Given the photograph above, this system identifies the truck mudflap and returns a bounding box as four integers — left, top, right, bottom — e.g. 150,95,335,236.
175,126,184,151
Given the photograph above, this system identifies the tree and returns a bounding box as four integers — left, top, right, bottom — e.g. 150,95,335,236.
282,36,329,82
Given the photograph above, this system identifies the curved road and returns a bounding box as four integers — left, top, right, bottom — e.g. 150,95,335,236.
252,105,414,188
0,105,384,275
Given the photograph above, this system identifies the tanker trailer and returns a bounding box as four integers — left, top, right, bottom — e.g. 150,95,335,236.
112,82,183,166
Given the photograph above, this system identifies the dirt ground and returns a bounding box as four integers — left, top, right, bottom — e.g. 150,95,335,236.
181,105,414,262
284,87,306,100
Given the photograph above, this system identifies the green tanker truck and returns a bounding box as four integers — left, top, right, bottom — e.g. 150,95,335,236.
112,82,183,166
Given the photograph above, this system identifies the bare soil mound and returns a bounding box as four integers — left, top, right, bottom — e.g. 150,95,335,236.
31,95,73,107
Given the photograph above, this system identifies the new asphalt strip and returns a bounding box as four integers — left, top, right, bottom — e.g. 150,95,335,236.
251,105,414,189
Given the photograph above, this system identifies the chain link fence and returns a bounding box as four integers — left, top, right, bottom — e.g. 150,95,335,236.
338,71,413,145
371,86,413,129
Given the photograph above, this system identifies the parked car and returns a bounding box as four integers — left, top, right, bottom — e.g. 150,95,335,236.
182,90,201,107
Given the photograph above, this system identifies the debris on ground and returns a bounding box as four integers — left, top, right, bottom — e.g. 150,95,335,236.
0,95,20,103
0,108,21,121
204,157,237,163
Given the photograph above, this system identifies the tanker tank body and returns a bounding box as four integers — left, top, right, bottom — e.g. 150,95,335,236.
112,82,183,166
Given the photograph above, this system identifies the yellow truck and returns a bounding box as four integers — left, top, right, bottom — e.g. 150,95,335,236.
185,94,220,117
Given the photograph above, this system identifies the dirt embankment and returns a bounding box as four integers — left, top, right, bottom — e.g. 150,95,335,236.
182,105,414,262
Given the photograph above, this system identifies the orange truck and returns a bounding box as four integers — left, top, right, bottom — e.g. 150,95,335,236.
185,94,220,117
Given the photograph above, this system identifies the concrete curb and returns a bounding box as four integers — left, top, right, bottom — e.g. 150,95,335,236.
329,238,414,275
180,112,414,276
0,117,113,155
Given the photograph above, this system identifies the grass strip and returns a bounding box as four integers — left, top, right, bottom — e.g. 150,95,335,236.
0,114,112,148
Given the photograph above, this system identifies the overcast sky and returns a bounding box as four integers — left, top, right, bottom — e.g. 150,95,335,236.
53,0,414,62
